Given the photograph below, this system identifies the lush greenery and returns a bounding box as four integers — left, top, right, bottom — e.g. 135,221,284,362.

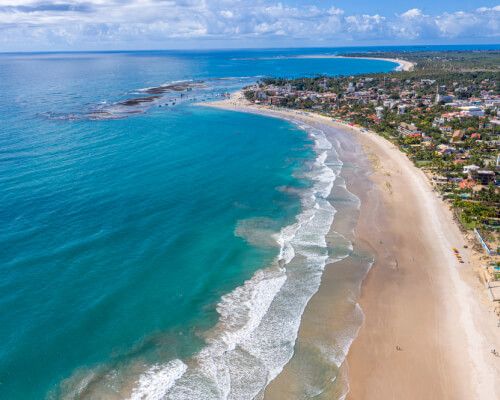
244,51,500,241
345,50,500,72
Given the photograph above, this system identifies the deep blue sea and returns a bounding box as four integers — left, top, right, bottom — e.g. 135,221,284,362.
0,45,497,399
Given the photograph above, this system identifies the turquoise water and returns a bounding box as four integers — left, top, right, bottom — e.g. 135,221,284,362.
0,49,399,399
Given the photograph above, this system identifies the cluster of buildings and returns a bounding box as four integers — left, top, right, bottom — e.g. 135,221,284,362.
245,72,500,262
251,75,500,118
252,83,338,107
247,75,499,187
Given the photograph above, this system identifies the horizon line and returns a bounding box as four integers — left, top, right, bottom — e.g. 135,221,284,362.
1,43,499,56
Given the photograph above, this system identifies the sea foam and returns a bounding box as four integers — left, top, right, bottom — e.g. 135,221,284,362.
129,360,188,400
126,124,344,399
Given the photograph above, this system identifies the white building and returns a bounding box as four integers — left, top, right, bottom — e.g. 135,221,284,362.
463,165,480,175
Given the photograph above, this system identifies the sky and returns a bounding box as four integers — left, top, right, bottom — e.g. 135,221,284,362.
0,1,499,51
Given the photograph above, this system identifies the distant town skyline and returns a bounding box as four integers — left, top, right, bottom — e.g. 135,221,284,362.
0,1,499,52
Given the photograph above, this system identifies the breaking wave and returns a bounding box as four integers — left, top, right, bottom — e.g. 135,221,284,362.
122,125,343,400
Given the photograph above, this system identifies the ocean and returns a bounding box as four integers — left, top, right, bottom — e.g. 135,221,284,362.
0,46,493,399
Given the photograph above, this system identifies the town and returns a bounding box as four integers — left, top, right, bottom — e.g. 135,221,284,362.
243,51,500,300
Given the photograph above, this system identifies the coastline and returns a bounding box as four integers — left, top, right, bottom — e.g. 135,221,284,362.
200,92,499,399
293,55,415,71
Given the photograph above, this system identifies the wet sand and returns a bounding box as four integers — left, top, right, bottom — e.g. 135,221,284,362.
202,94,500,399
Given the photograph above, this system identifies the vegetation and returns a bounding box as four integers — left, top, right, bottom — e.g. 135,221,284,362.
243,50,500,242
345,50,500,72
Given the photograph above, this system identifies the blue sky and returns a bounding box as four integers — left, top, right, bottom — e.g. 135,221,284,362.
0,1,499,51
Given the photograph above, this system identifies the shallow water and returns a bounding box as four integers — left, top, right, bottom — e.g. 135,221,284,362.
262,123,377,399
0,48,403,399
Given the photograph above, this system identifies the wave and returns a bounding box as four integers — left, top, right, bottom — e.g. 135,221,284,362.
52,122,352,400
129,360,188,400
120,124,343,400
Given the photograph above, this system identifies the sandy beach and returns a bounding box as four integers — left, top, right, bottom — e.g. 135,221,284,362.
202,92,500,399
343,126,500,400
293,55,415,71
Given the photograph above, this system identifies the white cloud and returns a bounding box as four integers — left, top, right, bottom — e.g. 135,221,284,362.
219,10,233,19
0,1,499,50
400,8,423,19
392,8,434,39
476,5,500,12
434,9,500,39
345,14,385,34
327,6,343,16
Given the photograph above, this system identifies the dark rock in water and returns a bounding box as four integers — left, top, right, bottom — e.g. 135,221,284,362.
143,86,171,94
118,95,161,106
76,81,206,121
141,81,205,95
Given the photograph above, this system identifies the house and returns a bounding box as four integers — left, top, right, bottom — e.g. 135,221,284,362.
452,130,464,143
383,100,397,109
436,144,456,156
441,112,462,122
398,122,421,136
459,179,476,189
421,79,436,85
463,164,480,175
472,170,496,185
432,175,448,185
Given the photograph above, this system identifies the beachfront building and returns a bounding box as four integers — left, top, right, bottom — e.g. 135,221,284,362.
243,63,500,261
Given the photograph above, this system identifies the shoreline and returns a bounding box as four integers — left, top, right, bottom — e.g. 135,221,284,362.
292,55,415,71
200,92,499,399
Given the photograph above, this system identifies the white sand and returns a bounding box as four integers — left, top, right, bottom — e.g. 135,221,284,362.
293,55,415,71
201,92,500,399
